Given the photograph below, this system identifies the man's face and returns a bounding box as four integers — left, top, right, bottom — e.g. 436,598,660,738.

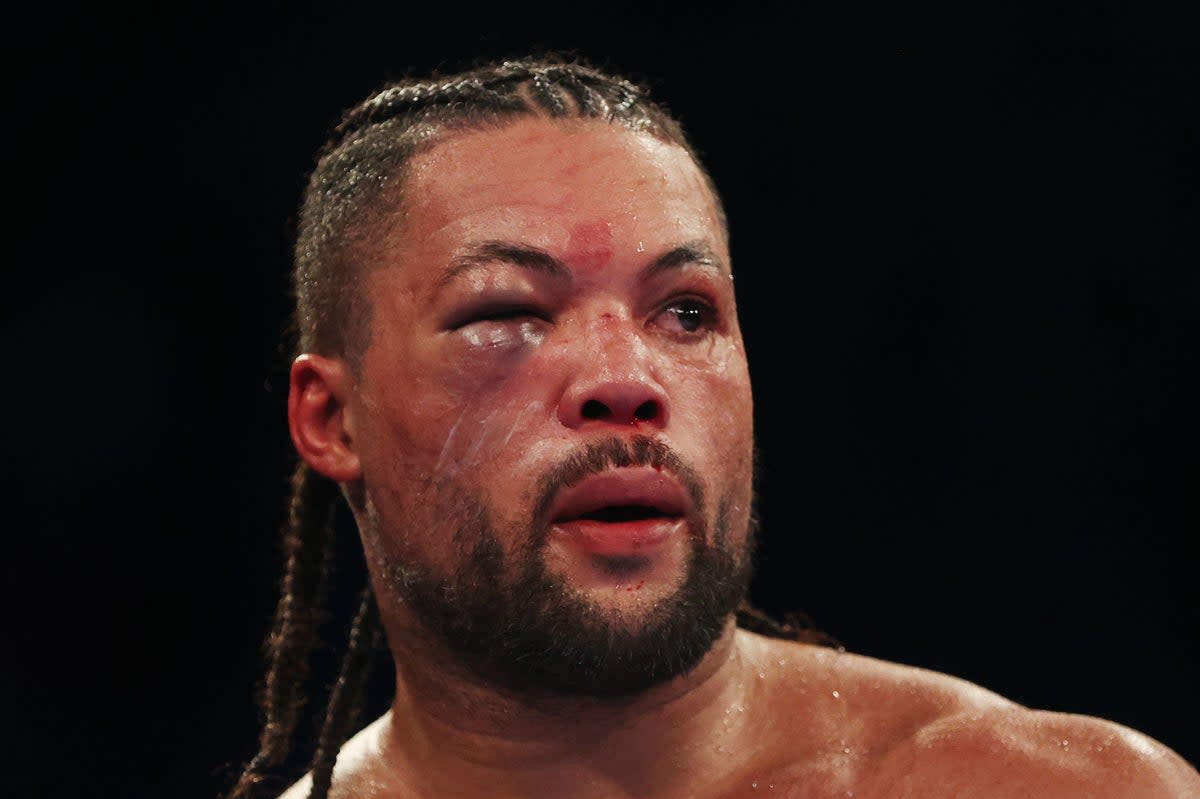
346,117,756,696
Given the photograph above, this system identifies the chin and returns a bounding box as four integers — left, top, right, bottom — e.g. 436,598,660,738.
391,503,752,700
379,436,757,699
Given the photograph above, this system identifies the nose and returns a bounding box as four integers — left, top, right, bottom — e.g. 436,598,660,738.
556,318,669,430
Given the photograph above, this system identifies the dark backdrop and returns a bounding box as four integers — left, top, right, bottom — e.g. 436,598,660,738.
8,5,1197,797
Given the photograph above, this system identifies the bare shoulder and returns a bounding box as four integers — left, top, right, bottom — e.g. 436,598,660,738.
875,705,1200,798
745,633,1200,798
745,630,1018,744
276,773,312,799
275,714,405,799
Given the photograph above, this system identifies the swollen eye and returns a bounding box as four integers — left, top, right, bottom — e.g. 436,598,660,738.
451,306,545,330
482,307,541,322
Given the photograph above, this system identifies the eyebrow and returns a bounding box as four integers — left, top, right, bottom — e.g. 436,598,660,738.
636,240,726,282
435,242,569,295
435,238,726,295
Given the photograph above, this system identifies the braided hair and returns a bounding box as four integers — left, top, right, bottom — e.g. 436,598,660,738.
230,56,827,799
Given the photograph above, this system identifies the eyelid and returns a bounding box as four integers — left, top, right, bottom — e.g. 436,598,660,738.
659,287,721,314
445,302,550,331
653,293,721,335
647,269,728,306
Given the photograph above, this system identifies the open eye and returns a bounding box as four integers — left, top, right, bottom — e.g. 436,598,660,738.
656,298,718,335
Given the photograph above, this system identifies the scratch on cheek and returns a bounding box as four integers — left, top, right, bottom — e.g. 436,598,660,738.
500,400,543,450
434,406,471,474
457,406,503,471
434,398,546,479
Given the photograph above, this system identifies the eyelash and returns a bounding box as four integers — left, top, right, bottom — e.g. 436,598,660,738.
448,296,720,336
656,296,719,336
449,305,548,329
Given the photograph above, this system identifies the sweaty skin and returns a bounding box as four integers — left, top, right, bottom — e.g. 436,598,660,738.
285,118,1200,798
283,632,1196,799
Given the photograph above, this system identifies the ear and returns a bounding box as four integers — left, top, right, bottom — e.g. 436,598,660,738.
287,354,362,482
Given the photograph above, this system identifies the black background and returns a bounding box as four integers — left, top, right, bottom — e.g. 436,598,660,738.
8,4,1197,797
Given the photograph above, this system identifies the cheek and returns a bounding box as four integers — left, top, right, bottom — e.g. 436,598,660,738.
677,333,748,378
388,339,556,486
660,343,753,475
359,384,553,564
432,395,552,486
669,338,754,433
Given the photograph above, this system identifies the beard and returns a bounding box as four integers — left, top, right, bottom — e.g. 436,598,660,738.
379,435,755,699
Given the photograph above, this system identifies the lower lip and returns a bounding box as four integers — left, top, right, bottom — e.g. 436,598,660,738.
551,518,682,556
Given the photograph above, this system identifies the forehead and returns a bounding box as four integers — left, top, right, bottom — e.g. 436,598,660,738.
394,117,725,262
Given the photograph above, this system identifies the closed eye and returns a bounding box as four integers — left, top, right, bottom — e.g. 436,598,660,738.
449,305,550,330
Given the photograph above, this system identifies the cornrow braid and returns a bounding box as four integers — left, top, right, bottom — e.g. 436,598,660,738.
529,70,569,117
230,463,338,799
551,69,604,115
734,600,843,649
308,586,382,799
333,76,527,139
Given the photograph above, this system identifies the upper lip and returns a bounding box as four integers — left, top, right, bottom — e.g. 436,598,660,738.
548,467,690,523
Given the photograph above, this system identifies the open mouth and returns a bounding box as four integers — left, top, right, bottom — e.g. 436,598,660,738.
563,504,675,524
546,468,690,557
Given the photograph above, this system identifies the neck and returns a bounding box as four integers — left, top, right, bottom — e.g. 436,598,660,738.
375,619,759,798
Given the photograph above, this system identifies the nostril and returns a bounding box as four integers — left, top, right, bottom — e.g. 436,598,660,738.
634,400,659,421
582,399,610,420
567,393,666,428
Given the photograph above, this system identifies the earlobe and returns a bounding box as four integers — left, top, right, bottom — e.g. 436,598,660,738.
287,354,362,482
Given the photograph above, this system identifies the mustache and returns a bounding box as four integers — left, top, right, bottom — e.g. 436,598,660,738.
531,435,706,526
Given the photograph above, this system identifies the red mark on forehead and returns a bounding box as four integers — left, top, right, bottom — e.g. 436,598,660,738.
566,222,613,272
